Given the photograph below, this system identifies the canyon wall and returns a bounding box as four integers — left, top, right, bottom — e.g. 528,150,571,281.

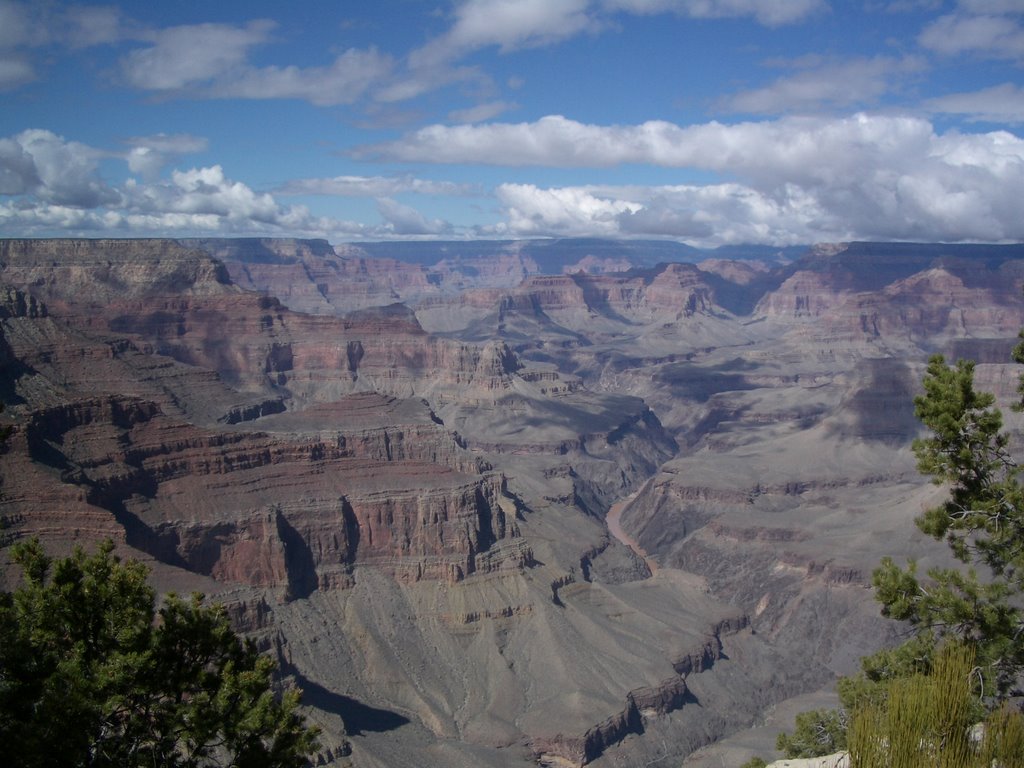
3,238,1024,768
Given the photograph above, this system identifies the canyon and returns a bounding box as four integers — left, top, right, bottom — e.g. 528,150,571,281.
2,237,1023,767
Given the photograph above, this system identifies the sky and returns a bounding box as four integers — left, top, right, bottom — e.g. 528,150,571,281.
1,0,1023,247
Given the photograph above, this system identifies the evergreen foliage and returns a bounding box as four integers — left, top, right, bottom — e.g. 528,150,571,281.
775,708,847,758
0,539,319,767
776,344,1024,763
873,352,1024,694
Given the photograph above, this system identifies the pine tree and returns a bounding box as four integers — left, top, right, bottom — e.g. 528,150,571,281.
775,344,1024,762
873,352,1024,695
0,539,320,767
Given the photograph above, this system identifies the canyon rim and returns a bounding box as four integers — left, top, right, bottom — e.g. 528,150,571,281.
2,237,1023,767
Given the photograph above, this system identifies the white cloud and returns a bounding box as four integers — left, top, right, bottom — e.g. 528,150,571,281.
489,182,836,243
118,20,394,106
722,55,926,114
0,129,118,207
364,113,946,173
920,10,1024,59
0,162,374,239
5,114,1024,245
492,184,642,236
277,175,477,197
63,5,128,49
412,0,596,69
0,55,34,90
396,0,824,107
0,2,142,89
957,1,1024,14
377,197,452,235
120,20,276,91
206,48,395,106
602,0,826,26
124,133,209,180
0,130,418,240
0,0,42,89
392,0,595,104
927,83,1024,123
0,1,44,49
359,114,656,165
382,113,1024,245
158,165,288,224
0,135,39,194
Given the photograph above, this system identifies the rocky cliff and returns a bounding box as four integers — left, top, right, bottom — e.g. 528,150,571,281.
4,238,1024,768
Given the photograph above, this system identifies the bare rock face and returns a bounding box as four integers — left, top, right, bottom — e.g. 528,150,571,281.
415,263,729,345
185,238,438,314
0,238,234,309
5,238,1024,768
0,386,528,594
754,242,1024,348
0,245,538,598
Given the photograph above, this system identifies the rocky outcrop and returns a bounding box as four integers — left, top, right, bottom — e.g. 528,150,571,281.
1,389,530,595
9,237,1024,768
0,287,47,319
186,237,437,314
531,617,748,767
754,242,1024,348
0,245,534,405
0,238,233,309
421,265,723,335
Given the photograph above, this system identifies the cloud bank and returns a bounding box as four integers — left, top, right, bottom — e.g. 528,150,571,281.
4,113,1023,245
0,130,399,239
367,113,1024,243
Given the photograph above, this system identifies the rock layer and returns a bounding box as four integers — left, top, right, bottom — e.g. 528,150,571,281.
4,238,1024,768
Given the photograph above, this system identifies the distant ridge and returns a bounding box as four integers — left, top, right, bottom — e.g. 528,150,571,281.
349,237,808,273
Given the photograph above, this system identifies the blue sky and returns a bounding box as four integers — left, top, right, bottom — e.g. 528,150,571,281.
1,0,1023,246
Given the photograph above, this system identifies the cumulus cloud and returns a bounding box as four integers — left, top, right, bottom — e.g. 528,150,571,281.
489,182,836,243
722,55,926,115
0,135,39,194
360,113,1004,183
5,112,1023,245
0,159,374,239
0,129,118,207
492,184,642,236
377,198,452,235
392,113,1024,244
0,129,434,240
125,165,307,227
124,133,209,180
